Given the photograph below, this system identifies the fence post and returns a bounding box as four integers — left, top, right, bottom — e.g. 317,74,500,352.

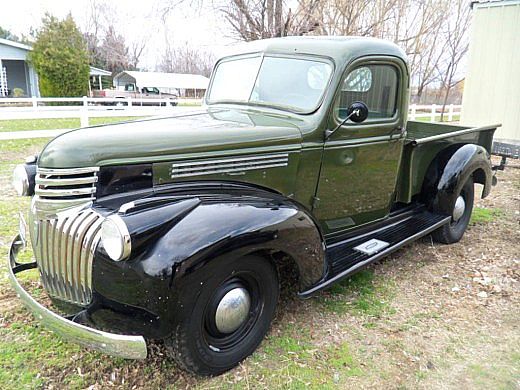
80,96,89,128
32,96,38,109
448,104,454,122
410,104,416,120
430,104,437,123
127,97,132,108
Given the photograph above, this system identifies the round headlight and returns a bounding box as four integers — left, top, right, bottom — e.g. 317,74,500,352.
100,215,131,261
12,164,29,196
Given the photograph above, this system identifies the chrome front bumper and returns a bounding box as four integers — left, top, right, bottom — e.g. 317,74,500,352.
7,234,148,360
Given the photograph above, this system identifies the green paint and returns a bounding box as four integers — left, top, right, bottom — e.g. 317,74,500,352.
29,36,497,234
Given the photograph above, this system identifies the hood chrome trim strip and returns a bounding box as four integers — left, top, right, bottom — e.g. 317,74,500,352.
170,153,289,179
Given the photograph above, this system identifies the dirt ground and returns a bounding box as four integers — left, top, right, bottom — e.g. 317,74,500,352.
0,144,518,389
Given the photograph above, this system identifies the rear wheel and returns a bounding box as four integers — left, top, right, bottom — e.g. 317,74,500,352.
164,255,279,375
431,176,474,244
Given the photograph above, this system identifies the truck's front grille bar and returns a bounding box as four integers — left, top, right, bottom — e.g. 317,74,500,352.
33,209,103,306
36,167,99,201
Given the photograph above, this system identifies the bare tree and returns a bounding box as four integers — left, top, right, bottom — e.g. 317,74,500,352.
158,42,216,77
217,0,449,102
438,0,471,118
308,0,449,102
83,0,111,68
396,0,448,103
220,0,321,41
154,0,474,106
129,38,148,70
84,0,150,72
99,26,130,74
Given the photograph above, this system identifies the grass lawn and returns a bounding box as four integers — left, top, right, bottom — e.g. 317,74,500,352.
0,116,147,132
415,114,460,123
0,140,518,389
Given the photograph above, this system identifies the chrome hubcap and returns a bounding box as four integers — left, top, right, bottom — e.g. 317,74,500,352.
452,195,466,222
215,287,251,334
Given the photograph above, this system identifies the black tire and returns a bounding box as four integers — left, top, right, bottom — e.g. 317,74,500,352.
164,255,279,375
431,176,474,244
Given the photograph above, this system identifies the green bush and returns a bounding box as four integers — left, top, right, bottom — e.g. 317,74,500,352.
28,14,89,97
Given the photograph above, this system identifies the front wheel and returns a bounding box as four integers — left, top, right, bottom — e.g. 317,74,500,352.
164,255,279,375
431,176,474,244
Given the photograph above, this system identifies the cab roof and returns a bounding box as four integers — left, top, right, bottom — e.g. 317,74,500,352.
223,36,408,68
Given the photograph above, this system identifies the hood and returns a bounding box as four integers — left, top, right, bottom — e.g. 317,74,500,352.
38,108,304,168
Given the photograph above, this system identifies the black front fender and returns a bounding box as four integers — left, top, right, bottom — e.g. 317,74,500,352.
91,190,325,339
136,197,325,292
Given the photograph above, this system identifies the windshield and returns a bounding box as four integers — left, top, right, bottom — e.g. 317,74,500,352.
207,55,333,113
142,87,160,94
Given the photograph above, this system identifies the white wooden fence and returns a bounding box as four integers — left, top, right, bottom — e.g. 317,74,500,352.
408,104,461,122
0,97,203,126
0,97,461,127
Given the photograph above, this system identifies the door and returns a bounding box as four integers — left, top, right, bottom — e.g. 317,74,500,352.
315,59,407,235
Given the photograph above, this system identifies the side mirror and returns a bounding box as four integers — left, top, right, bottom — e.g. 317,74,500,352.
347,101,369,123
325,100,369,140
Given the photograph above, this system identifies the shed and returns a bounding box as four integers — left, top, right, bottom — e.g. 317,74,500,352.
113,71,210,98
0,38,40,97
461,0,520,158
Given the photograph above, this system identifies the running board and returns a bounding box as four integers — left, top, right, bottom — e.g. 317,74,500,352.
299,211,450,297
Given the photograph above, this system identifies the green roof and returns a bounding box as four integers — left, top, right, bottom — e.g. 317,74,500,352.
225,36,407,68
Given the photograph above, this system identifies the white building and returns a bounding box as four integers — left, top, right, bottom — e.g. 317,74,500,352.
113,71,210,98
461,0,520,158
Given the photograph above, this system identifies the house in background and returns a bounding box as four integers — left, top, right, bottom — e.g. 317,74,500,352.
0,38,111,98
89,66,112,95
461,0,520,159
113,71,210,98
0,37,40,97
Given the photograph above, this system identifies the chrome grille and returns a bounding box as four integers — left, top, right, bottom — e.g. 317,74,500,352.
36,167,99,202
170,153,289,178
32,209,103,306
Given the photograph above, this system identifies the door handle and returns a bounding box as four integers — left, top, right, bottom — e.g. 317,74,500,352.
389,126,405,140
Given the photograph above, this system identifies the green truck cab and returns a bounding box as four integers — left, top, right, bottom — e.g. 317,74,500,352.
9,36,498,375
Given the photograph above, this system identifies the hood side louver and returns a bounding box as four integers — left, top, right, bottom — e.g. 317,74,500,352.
170,153,289,179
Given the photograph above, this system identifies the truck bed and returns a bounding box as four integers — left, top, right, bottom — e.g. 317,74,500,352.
405,121,499,147
396,120,500,204
406,121,468,142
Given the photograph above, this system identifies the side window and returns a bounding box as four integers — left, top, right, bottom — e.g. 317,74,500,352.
343,67,372,92
337,64,399,121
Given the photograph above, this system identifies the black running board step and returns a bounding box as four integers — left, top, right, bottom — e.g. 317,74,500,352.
299,211,450,297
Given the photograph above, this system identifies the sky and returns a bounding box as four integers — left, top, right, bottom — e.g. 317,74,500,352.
0,0,236,70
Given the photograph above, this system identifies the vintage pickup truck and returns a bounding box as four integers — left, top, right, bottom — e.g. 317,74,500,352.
93,85,178,106
9,36,499,375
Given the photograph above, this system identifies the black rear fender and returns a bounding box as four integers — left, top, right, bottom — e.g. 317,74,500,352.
422,144,493,215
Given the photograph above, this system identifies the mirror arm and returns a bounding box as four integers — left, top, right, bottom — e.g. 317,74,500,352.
324,109,360,141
